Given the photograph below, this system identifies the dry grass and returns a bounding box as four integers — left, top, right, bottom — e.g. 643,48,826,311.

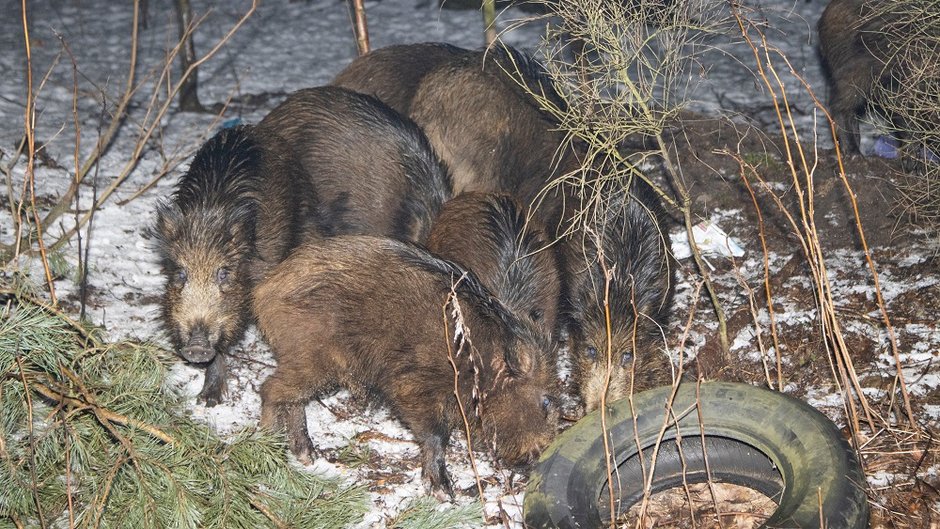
618,482,775,529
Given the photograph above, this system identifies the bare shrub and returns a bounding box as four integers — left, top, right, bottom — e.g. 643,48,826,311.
863,0,940,237
1,1,256,298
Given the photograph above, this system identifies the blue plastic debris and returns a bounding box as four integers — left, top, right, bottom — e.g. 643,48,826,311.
872,135,900,159
220,117,244,130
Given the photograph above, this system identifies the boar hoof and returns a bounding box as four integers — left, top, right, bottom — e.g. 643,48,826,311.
459,483,481,498
290,434,317,465
197,386,223,407
423,466,455,500
197,355,227,407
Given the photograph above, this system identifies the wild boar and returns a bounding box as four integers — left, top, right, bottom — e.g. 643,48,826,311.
154,125,317,406
256,86,453,242
561,179,674,411
331,42,470,115
254,235,560,496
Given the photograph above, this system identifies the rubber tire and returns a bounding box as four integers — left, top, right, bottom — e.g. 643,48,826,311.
524,382,869,529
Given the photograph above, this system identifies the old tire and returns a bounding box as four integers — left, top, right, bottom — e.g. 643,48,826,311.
524,381,869,529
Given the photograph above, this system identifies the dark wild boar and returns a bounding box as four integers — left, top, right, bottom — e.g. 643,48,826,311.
818,0,939,158
562,180,674,412
153,125,317,406
332,42,576,210
256,86,452,242
254,235,559,496
424,192,562,340
818,0,895,153
331,42,470,115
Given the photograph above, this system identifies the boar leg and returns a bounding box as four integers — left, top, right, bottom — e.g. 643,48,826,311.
283,403,315,464
416,425,454,499
197,353,227,407
260,370,317,464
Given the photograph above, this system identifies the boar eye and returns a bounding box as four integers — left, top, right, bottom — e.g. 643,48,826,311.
541,395,556,414
176,269,188,283
216,267,230,284
585,346,598,360
529,309,544,322
620,351,635,367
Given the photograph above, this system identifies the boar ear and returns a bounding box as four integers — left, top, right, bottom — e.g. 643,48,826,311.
151,201,183,246
503,337,535,376
228,200,259,243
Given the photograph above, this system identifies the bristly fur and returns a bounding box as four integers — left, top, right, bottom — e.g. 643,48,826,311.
425,192,562,340
571,181,672,333
168,125,263,216
564,178,675,411
393,236,527,338
255,86,453,244
482,42,569,118
153,126,264,258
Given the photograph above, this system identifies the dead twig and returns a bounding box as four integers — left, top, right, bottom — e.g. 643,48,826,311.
731,6,880,438
442,276,486,502
20,0,56,304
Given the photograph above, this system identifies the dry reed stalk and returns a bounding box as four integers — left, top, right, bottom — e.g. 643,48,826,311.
350,0,370,56
729,254,773,389
729,7,894,436
730,151,784,390
442,280,487,502
16,355,47,529
791,18,914,427
483,0,497,46
175,0,203,112
20,0,56,304
693,380,723,529
624,281,701,527
597,250,617,528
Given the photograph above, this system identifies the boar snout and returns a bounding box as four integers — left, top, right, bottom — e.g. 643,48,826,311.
181,323,215,363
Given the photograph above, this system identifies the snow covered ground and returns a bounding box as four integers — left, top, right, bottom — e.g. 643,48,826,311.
2,0,938,526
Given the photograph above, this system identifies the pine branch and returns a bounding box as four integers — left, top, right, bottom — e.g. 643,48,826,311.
0,287,367,529
24,375,175,445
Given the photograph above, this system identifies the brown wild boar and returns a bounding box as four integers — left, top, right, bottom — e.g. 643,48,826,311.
332,42,577,213
254,235,560,496
256,86,452,242
331,42,470,116
333,42,675,409
818,0,896,153
153,125,318,406
561,180,674,412
425,192,562,340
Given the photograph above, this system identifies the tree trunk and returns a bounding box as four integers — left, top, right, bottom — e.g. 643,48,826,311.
482,0,496,45
175,0,203,112
350,0,370,56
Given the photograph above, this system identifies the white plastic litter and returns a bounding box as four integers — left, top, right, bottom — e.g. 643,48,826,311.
671,220,745,265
